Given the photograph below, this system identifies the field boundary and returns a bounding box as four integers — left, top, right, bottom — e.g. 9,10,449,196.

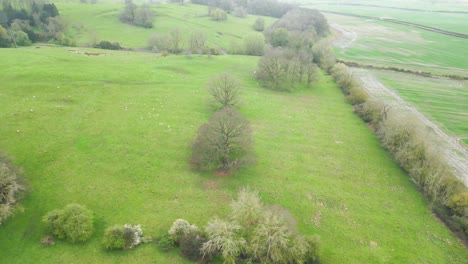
313,3,468,14
321,10,468,39
336,59,468,80
352,68,468,185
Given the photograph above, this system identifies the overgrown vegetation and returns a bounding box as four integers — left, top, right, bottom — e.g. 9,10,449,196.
0,153,25,225
256,8,327,91
102,224,144,250
192,0,294,18
119,0,155,28
43,204,94,243
317,48,468,244
0,0,71,47
166,188,321,263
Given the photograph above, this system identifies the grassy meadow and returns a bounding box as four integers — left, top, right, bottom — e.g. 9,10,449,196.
61,2,276,49
0,46,467,263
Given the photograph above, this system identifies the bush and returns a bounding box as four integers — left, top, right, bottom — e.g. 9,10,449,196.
168,219,198,244
0,153,25,225
447,192,468,216
253,17,264,31
97,40,121,50
158,233,175,251
103,224,143,249
179,230,209,262
15,30,32,46
209,73,241,108
244,34,265,56
43,204,94,243
210,8,227,21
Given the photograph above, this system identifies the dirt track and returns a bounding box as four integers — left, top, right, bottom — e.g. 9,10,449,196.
331,25,468,186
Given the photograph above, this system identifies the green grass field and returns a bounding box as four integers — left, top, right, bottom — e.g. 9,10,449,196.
321,13,468,77
373,70,468,145
303,2,468,34
60,2,275,49
0,46,467,263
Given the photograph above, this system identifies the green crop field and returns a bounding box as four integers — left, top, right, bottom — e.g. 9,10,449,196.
60,3,275,49
0,46,467,263
303,2,468,34
320,13,468,77
373,70,468,146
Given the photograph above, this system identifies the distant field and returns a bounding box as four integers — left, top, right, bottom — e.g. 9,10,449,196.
0,46,466,263
301,0,468,12
321,13,468,77
373,70,468,145
303,3,468,34
60,3,275,49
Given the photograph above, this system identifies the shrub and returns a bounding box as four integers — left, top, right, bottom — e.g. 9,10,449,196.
347,85,368,105
103,224,143,249
15,30,32,46
168,219,198,243
179,230,209,262
43,204,94,243
97,40,121,50
244,34,265,56
0,153,25,225
158,233,175,251
447,192,468,215
210,8,227,21
253,17,264,31
201,218,246,263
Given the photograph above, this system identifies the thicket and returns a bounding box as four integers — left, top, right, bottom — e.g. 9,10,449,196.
43,204,94,243
256,8,326,91
164,188,321,263
102,224,144,249
119,0,155,28
316,47,468,243
0,153,25,225
191,0,294,18
0,0,71,47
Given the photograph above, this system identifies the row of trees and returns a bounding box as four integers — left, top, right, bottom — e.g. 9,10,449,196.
162,188,321,263
119,0,155,28
0,1,70,47
191,73,254,173
191,0,295,18
314,41,468,242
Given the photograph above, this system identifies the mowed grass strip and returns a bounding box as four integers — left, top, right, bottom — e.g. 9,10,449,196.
61,3,275,49
0,47,466,263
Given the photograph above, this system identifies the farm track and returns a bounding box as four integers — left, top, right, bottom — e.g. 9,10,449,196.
321,10,468,39
330,23,468,185
353,69,468,185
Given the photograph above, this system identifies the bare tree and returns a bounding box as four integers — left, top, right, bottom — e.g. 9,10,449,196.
168,28,183,53
191,108,253,172
257,47,289,90
189,31,206,51
209,73,241,109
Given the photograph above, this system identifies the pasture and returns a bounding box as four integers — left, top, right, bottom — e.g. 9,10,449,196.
61,3,275,49
0,46,467,263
